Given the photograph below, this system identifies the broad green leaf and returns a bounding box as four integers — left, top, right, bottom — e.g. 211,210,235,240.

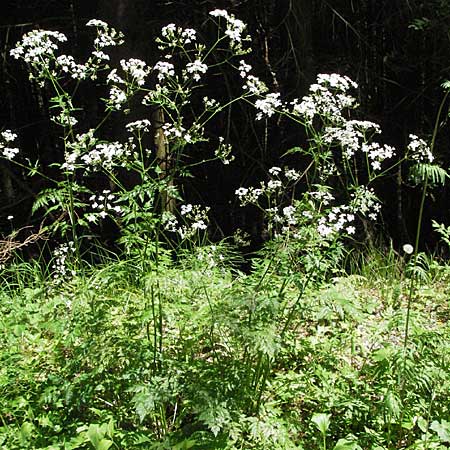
333,438,360,450
97,439,113,450
311,413,331,435
430,420,450,443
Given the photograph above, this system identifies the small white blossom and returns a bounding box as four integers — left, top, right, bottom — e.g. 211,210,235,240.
244,75,268,95
87,19,124,48
81,141,133,170
408,134,434,163
268,166,282,176
238,60,252,78
181,28,196,44
121,58,149,86
86,19,108,28
153,61,175,82
126,119,151,133
255,93,282,120
285,168,300,181
108,86,127,110
107,68,125,84
203,96,219,110
185,59,208,82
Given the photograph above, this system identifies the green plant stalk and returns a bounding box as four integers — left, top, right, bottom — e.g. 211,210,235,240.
403,89,448,352
254,355,271,415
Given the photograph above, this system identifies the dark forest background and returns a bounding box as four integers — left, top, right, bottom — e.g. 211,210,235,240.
2,0,450,252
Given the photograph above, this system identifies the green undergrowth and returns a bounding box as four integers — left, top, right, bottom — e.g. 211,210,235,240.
0,247,449,450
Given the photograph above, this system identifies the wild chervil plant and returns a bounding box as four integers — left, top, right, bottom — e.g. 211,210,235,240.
0,9,449,450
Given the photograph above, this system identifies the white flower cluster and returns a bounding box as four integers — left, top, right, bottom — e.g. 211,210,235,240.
312,185,382,238
85,190,122,222
107,86,127,110
86,19,124,49
52,110,78,128
195,245,226,270
243,75,268,96
323,120,395,170
290,73,358,124
163,204,210,239
284,168,301,181
209,9,250,51
362,142,395,171
238,60,251,78
235,60,268,95
203,96,220,111
255,93,282,120
56,54,90,80
52,241,76,284
104,59,149,110
162,122,197,144
158,23,197,48
263,204,300,235
80,141,134,170
350,186,381,221
310,189,335,206
0,130,19,160
235,167,301,206
185,59,208,82
408,134,434,163
317,205,355,237
235,186,263,205
10,29,67,65
120,58,149,86
153,60,175,82
62,130,97,171
323,120,379,158
126,119,151,133
215,137,235,164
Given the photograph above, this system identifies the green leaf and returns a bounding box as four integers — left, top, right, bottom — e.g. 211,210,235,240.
97,439,113,450
19,422,34,442
430,420,450,443
334,438,360,450
311,413,331,435
87,424,102,448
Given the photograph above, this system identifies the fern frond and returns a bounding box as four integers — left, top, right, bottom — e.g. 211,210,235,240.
409,163,448,186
